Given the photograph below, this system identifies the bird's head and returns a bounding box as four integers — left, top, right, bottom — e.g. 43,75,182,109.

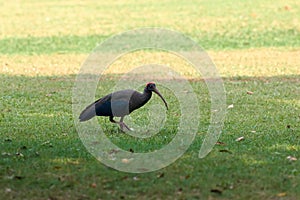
145,82,168,110
145,82,156,91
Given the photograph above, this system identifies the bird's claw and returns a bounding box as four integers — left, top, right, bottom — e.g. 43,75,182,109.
119,122,132,132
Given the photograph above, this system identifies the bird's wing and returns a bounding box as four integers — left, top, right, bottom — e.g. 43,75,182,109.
79,89,138,121
79,93,112,121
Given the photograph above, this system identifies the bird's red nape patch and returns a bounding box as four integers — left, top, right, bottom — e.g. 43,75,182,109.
146,82,155,86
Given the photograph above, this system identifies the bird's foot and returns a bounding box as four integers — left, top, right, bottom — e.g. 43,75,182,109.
119,122,132,132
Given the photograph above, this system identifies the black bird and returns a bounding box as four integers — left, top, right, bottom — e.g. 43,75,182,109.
79,82,168,131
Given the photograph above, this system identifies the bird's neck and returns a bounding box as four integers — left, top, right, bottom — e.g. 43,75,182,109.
129,89,152,111
141,89,152,104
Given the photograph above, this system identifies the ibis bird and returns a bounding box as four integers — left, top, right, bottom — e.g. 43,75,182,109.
79,82,168,131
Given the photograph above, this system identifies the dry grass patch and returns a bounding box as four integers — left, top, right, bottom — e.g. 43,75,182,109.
0,54,85,76
211,49,300,77
1,0,299,38
1,49,299,78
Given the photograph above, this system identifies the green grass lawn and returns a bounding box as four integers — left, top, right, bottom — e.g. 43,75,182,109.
1,0,300,199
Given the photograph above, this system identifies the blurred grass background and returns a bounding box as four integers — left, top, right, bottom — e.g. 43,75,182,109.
0,0,299,199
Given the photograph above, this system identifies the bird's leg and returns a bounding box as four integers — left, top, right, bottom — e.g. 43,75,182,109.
119,116,132,131
109,116,131,131
109,116,125,131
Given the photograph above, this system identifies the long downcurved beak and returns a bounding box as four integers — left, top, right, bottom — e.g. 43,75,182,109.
153,88,169,110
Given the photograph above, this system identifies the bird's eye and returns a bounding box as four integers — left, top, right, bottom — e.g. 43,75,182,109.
147,83,155,90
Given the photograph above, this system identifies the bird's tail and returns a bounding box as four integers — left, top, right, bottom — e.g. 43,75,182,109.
79,102,97,122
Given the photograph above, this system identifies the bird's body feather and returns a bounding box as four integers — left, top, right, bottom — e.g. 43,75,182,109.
79,89,152,121
79,82,167,131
